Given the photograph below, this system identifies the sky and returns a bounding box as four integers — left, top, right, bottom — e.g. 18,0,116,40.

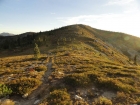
0,0,140,37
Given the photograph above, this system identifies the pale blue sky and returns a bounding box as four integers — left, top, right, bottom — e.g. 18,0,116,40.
0,0,140,37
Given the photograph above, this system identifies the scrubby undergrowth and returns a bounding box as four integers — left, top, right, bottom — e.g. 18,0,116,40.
0,24,140,104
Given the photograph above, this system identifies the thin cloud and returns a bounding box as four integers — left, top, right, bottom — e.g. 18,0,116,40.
106,0,135,6
58,14,122,24
105,0,139,13
57,12,140,36
51,12,56,15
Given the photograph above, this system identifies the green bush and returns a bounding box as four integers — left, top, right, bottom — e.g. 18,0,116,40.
8,77,41,95
93,97,112,105
35,65,47,72
112,92,135,105
0,99,15,105
74,100,89,105
64,73,90,87
87,71,99,82
47,89,72,105
96,77,136,93
0,84,12,98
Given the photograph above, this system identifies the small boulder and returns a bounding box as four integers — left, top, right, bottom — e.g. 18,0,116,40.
22,93,28,98
34,100,40,105
75,95,83,100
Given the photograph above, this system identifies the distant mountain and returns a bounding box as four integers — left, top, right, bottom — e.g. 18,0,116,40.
0,32,15,36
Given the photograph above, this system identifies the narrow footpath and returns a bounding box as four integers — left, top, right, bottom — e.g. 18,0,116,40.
11,56,54,105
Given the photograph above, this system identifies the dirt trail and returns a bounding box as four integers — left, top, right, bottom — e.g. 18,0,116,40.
43,57,53,83
11,56,54,105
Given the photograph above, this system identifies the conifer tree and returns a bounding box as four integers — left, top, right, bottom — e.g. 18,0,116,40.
34,43,40,60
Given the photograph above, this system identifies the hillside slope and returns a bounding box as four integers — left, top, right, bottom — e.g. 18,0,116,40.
1,24,140,104
0,24,140,63
79,24,140,61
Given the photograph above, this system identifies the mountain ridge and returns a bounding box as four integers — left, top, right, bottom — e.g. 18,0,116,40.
0,24,140,63
0,32,15,36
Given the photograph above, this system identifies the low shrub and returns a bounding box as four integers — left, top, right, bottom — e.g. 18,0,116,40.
112,92,136,104
96,77,136,93
47,89,72,105
0,84,12,98
93,97,112,105
8,77,41,95
64,73,90,87
35,65,47,72
63,51,71,56
87,72,99,82
74,100,89,105
0,99,15,105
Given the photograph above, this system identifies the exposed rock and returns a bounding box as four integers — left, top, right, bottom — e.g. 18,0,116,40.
14,101,21,105
102,91,116,99
75,95,83,100
22,93,28,98
34,99,40,105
